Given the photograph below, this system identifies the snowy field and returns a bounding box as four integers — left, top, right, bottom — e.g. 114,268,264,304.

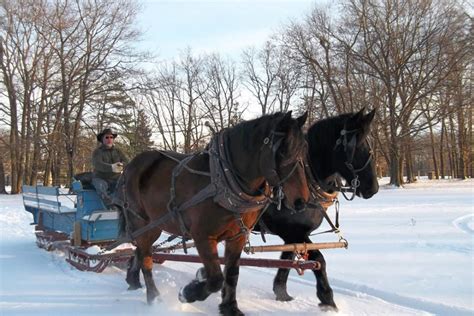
0,178,472,315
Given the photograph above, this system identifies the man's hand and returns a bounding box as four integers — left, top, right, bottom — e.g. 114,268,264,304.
111,162,124,173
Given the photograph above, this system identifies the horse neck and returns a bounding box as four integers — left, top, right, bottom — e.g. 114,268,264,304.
306,129,339,188
224,129,266,193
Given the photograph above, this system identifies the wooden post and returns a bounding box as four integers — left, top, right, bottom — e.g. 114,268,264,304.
73,221,82,246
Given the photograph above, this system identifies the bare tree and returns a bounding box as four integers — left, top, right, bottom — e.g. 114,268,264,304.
142,67,181,151
338,0,470,186
0,0,51,192
199,54,243,131
241,43,280,115
0,0,143,189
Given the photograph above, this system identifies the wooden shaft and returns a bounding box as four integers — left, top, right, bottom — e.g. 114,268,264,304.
244,241,347,254
152,253,321,271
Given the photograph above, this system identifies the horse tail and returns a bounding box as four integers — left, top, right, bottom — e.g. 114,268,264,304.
117,151,163,238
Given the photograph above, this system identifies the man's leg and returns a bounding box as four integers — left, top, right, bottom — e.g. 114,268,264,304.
91,177,113,207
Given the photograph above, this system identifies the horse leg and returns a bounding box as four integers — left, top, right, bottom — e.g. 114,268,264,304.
273,249,296,301
304,236,337,311
125,251,142,290
179,238,223,303
135,238,160,304
219,237,246,316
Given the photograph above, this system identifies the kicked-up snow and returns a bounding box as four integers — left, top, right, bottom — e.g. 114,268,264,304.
0,178,472,315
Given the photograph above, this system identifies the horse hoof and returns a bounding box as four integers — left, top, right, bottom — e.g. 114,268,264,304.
275,293,294,302
179,286,197,303
196,267,207,282
178,287,189,303
127,284,142,291
147,288,160,305
219,303,244,316
319,303,338,312
274,287,294,301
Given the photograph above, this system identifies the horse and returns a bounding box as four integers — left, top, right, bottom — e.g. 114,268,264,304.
254,108,379,311
118,111,310,315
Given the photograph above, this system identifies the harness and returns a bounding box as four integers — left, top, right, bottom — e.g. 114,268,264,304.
258,124,373,245
109,128,301,251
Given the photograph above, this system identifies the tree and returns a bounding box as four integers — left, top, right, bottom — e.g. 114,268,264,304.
338,0,470,185
199,54,243,131
0,0,143,190
241,43,279,115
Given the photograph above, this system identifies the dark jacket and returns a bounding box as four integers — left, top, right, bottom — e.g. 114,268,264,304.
92,144,129,180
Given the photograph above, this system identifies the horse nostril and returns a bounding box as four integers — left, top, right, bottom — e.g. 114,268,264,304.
294,198,306,211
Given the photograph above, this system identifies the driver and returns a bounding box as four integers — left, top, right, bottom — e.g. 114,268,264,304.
91,128,128,209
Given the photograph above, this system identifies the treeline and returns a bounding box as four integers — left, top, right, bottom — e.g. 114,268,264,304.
0,0,471,193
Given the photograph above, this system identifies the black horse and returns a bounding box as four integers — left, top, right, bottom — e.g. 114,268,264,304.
255,108,379,311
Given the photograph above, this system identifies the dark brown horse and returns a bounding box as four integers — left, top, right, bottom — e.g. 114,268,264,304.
118,112,310,315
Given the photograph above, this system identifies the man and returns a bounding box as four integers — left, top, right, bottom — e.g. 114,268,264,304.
92,128,128,208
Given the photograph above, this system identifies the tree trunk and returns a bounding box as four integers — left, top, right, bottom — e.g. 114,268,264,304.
456,107,466,179
43,154,52,186
428,121,439,179
469,104,473,178
1,39,19,193
439,119,446,179
405,141,416,183
389,153,403,186
448,113,458,178
0,155,7,194
388,98,402,186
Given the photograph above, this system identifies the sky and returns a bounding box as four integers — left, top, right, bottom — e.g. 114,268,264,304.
137,0,320,60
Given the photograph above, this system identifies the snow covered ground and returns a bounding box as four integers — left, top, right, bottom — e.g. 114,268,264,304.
0,178,472,315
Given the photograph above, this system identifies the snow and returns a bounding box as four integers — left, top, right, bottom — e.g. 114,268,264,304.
0,178,473,315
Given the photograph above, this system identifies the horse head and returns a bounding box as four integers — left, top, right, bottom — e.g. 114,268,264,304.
227,111,310,212
308,108,379,199
268,111,310,211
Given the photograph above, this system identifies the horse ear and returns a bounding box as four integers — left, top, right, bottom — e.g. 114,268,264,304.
275,111,293,131
348,107,365,127
356,109,376,143
364,109,376,125
355,107,365,121
282,111,293,124
297,111,308,128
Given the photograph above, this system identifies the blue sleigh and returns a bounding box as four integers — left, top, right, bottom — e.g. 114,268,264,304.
22,179,119,247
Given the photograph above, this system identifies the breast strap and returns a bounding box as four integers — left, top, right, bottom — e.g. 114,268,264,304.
209,131,270,214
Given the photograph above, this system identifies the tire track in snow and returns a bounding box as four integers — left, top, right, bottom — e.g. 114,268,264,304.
329,278,473,316
452,213,474,235
243,266,473,316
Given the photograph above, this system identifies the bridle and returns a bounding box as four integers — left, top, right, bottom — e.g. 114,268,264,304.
260,129,305,210
333,126,374,201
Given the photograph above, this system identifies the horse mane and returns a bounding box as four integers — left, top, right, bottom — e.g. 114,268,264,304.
226,112,285,147
306,113,352,150
226,112,304,163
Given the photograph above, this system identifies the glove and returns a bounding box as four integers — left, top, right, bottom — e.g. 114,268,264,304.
111,162,124,173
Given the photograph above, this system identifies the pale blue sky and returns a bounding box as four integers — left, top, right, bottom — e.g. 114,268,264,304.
138,0,319,59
